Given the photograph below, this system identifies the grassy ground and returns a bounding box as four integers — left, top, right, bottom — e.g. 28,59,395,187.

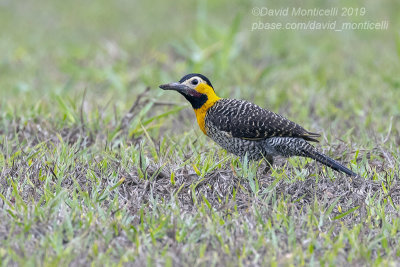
1,0,400,266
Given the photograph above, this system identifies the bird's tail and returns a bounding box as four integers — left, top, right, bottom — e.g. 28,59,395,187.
305,149,357,177
267,137,358,176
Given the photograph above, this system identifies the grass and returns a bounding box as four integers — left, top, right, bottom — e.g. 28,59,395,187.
1,0,400,266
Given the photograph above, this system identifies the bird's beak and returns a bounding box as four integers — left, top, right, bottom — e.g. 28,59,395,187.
159,82,188,93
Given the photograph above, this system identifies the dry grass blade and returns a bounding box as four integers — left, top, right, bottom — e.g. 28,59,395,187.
120,87,151,133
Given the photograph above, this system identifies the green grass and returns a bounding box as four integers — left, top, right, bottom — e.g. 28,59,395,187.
1,0,400,266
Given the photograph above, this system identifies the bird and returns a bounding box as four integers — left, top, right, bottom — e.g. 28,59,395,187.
159,73,357,177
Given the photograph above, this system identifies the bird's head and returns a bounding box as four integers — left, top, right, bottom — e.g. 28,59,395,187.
159,73,220,109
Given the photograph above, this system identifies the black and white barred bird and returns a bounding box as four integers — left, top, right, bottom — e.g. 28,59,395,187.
160,73,357,176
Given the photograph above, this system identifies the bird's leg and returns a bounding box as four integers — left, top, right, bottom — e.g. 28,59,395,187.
230,161,238,176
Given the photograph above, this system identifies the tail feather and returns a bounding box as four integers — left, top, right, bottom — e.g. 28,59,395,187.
266,137,358,177
302,131,321,143
307,150,357,177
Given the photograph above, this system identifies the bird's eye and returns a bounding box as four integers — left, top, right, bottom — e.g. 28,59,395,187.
191,79,198,85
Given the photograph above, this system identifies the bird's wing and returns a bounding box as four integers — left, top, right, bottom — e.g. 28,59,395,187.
206,99,320,142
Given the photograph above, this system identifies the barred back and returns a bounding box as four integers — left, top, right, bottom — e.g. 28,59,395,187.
206,99,320,142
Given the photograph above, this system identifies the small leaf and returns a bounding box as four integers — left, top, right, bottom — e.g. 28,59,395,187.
334,206,359,220
110,177,125,191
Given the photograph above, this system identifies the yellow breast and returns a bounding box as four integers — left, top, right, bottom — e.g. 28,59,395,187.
194,95,221,135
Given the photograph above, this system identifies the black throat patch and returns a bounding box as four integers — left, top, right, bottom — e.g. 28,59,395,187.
181,93,208,109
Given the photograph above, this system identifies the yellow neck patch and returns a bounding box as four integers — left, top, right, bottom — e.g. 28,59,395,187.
193,84,221,135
